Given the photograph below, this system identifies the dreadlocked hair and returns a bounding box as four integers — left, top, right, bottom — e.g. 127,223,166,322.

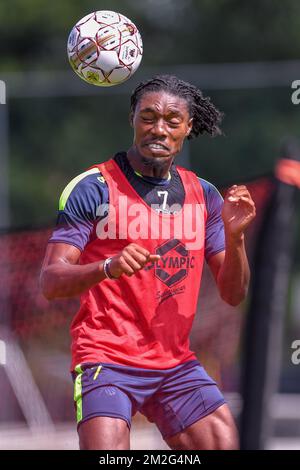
130,75,223,139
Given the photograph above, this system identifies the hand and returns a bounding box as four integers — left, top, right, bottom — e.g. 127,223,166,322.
108,243,161,278
222,185,256,239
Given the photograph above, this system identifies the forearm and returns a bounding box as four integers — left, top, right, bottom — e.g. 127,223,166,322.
217,231,250,306
40,260,107,300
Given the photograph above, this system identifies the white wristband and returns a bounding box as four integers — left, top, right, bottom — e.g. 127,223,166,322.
103,257,117,280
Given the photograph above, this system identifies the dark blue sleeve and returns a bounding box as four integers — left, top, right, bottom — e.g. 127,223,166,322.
198,178,225,262
48,170,109,252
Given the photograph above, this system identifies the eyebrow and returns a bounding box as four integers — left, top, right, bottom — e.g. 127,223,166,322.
140,107,155,113
140,107,184,117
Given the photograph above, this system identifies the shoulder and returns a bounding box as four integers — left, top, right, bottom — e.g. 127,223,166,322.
59,167,108,213
197,177,223,203
176,166,222,199
175,166,223,208
196,178,225,260
197,177,224,216
197,177,224,222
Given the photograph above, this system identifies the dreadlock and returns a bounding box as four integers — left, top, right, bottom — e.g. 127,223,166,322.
130,75,223,139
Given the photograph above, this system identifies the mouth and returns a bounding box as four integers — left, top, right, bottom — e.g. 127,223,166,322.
144,142,169,151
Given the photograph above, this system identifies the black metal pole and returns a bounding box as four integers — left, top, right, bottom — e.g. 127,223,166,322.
0,80,16,422
240,139,300,449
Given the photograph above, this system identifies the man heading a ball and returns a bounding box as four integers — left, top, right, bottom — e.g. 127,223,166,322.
41,75,256,450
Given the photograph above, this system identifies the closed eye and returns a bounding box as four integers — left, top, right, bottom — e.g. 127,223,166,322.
142,117,154,122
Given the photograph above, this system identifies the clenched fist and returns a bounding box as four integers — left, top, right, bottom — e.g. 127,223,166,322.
107,243,161,278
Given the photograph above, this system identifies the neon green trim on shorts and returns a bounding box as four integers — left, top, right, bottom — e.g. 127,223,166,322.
74,363,84,423
58,167,100,211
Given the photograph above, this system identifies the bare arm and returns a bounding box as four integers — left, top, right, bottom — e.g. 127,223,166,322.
208,237,250,306
208,184,256,306
40,243,105,299
40,242,160,300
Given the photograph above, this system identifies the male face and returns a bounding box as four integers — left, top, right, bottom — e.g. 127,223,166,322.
131,91,193,164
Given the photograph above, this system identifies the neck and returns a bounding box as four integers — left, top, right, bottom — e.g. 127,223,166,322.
127,146,174,179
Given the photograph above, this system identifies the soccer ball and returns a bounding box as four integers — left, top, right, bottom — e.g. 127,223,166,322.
67,10,143,87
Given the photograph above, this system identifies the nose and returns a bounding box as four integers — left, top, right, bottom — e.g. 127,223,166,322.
151,118,167,137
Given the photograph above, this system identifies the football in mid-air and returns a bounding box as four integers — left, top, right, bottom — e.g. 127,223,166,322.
67,10,143,86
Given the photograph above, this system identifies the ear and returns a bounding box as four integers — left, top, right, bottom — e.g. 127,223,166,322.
186,118,193,136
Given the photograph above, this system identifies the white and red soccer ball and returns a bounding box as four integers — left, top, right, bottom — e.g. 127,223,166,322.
67,10,143,87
